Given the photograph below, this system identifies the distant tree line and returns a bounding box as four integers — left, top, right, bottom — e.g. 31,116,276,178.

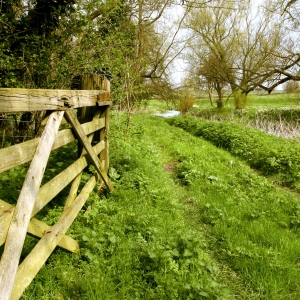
0,0,299,111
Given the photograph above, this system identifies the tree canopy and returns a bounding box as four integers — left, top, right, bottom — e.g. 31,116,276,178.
0,0,299,109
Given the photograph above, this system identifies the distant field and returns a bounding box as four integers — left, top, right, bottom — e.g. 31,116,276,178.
195,92,300,110
144,92,300,113
246,93,300,109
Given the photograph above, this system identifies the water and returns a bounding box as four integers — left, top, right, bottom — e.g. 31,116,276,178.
155,110,180,118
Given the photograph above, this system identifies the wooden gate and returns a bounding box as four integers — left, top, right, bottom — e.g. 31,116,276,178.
0,77,113,300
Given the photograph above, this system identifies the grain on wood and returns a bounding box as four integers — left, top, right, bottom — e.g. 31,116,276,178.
65,110,113,191
0,88,111,112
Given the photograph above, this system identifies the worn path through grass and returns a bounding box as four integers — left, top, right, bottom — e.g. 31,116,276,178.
20,113,300,299
132,114,300,299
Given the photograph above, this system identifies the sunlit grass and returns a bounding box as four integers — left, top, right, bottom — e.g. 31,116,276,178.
20,109,300,299
246,93,300,109
143,114,300,299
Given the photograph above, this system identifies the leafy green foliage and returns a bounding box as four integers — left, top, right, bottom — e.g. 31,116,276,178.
168,115,300,190
0,165,28,203
0,0,76,88
0,0,138,92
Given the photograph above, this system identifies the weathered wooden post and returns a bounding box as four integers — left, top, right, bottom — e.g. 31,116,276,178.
75,74,110,160
99,77,110,174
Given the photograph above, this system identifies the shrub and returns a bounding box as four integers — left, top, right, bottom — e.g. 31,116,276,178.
178,96,195,113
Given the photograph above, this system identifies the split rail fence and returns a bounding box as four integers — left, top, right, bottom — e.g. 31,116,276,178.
0,75,113,300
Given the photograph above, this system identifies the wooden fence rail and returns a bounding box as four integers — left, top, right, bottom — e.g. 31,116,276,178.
0,76,112,300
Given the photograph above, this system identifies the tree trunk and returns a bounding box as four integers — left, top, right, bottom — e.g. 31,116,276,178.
233,88,247,109
216,86,223,108
208,89,213,106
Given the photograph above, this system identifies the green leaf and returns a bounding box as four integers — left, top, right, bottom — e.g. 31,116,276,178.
109,235,117,244
82,235,89,242
183,249,193,257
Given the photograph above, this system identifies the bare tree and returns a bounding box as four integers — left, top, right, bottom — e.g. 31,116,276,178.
273,0,300,25
186,0,300,108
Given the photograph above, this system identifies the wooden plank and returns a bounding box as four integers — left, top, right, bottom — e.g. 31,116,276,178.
0,200,79,252
101,77,110,92
64,110,101,210
0,117,105,173
0,111,64,300
32,140,105,216
97,92,111,101
0,89,111,112
65,110,113,191
0,200,14,246
100,106,110,174
64,173,82,210
97,100,112,106
27,218,79,253
11,173,100,300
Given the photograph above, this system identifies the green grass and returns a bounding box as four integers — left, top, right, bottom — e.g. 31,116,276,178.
193,92,300,110
246,93,300,109
16,112,300,299
142,115,300,299
167,115,300,191
20,114,233,299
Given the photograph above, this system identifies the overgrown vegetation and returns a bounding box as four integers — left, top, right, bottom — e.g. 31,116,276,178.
0,110,293,299
1,0,300,297
167,115,300,191
17,115,233,299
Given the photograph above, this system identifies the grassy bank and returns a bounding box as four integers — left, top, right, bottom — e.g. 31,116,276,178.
167,115,300,191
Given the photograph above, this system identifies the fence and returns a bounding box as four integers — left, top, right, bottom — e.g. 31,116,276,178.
0,75,113,300
0,111,43,147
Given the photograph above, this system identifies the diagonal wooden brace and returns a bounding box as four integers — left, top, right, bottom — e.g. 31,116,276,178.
65,110,113,191
10,172,100,300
